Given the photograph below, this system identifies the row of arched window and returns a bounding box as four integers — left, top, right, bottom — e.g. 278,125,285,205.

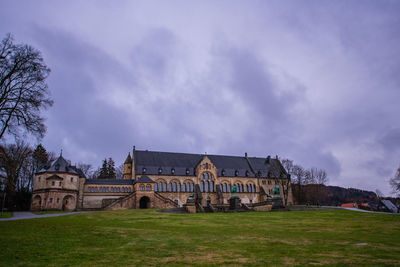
139,184,152,191
88,186,131,193
155,181,195,192
219,183,256,193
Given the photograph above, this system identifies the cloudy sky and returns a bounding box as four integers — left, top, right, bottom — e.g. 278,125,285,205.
1,1,399,195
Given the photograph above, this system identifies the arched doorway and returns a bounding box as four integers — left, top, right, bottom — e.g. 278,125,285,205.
139,196,150,209
62,195,75,211
31,195,42,210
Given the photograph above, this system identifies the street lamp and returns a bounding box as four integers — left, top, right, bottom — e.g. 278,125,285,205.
1,183,6,216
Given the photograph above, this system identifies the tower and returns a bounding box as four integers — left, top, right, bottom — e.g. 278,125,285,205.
123,152,132,179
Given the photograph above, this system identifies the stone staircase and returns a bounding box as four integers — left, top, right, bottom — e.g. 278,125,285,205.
103,191,137,210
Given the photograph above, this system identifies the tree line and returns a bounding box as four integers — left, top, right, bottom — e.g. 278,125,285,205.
281,158,329,205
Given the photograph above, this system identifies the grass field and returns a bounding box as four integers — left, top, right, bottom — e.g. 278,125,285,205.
0,211,12,218
0,209,399,266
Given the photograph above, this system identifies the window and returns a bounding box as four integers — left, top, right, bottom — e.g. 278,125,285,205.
223,183,227,193
171,168,175,174
163,182,167,192
158,168,162,174
177,183,181,192
52,181,55,186
117,187,120,193
57,198,59,203
71,177,73,182
186,168,190,175
173,182,177,192
182,183,186,192
49,198,53,203
246,184,249,192
253,184,256,192
169,183,172,192
235,170,239,176
154,183,158,192
200,181,204,192
190,183,194,192
245,171,249,177
227,184,231,192
221,169,225,176
142,167,146,174
146,185,151,191
59,181,61,186
210,181,214,192
205,181,209,192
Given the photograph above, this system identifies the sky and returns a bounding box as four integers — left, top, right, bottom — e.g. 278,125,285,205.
1,1,399,196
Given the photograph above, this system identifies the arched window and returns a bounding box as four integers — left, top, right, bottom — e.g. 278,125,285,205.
169,183,172,192
173,182,177,192
237,184,241,193
182,183,186,192
205,181,209,192
154,183,158,192
177,183,181,192
246,184,249,192
241,184,244,193
200,181,204,192
253,184,256,192
117,187,120,193
210,181,214,192
227,184,231,192
128,187,131,192
191,183,194,192
223,183,227,193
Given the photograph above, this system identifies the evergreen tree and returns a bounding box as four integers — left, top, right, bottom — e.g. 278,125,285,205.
32,144,49,171
107,157,116,178
98,159,108,179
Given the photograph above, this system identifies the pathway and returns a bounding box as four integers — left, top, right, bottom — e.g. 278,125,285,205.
0,211,89,221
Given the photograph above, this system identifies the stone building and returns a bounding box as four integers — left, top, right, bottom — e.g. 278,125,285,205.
31,147,293,211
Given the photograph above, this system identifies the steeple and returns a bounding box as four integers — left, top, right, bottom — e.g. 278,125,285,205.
123,152,133,179
124,152,132,164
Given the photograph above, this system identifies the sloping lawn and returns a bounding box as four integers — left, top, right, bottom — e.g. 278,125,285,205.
0,209,399,266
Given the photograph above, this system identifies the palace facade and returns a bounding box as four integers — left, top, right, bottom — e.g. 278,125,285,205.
30,147,293,211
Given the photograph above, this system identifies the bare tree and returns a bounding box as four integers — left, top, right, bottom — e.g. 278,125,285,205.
281,158,294,175
292,165,305,204
0,141,32,193
115,163,124,179
77,162,93,178
315,169,328,185
0,34,53,140
389,165,400,196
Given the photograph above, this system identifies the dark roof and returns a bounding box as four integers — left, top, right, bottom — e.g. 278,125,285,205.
134,150,288,178
136,175,155,183
381,200,398,213
46,174,63,180
38,155,78,175
124,153,132,164
37,155,86,178
85,179,135,185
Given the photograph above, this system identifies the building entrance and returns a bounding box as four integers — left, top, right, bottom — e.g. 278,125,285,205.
139,196,150,209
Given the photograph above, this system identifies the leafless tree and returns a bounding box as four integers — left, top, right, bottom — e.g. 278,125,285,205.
281,158,294,175
0,141,32,193
0,34,53,140
115,163,124,179
389,165,400,196
77,162,93,178
315,169,328,185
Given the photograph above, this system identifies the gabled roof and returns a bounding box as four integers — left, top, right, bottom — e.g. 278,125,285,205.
134,150,288,179
46,174,63,180
136,175,155,183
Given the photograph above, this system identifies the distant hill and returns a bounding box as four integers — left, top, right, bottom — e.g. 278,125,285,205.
291,184,378,206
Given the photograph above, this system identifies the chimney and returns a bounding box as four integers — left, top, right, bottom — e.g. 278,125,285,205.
245,152,248,158
266,155,271,164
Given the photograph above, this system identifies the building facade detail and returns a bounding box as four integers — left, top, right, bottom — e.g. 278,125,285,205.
31,148,293,211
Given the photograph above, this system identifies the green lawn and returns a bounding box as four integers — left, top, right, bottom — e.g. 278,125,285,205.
0,209,399,266
0,211,12,218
